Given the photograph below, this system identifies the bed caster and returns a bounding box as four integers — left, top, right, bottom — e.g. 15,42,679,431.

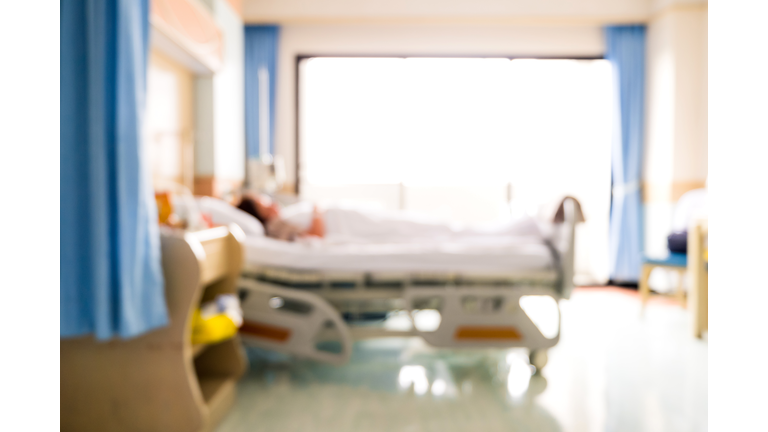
529,349,548,373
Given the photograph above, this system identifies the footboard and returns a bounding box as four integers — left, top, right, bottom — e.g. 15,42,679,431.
552,196,580,299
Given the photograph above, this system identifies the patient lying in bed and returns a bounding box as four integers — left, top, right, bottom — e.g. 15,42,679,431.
235,193,548,244
237,193,325,241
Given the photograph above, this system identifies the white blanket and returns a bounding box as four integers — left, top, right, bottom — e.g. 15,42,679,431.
281,201,545,244
249,202,554,272
184,197,557,273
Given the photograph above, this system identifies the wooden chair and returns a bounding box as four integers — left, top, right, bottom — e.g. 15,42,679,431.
638,219,708,339
639,252,688,308
639,188,707,313
688,218,708,338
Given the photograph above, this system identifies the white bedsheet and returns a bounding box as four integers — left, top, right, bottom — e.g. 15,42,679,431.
243,234,554,273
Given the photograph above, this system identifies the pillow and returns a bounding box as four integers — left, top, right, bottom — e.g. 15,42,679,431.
196,196,265,236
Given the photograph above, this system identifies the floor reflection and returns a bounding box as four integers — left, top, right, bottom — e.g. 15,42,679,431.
216,288,707,432
220,338,563,432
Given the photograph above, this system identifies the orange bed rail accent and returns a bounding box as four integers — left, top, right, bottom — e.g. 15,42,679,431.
240,320,291,342
454,326,523,341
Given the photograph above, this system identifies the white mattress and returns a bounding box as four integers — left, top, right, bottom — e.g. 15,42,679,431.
243,235,555,274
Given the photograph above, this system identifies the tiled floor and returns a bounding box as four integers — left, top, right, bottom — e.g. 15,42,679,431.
216,288,707,432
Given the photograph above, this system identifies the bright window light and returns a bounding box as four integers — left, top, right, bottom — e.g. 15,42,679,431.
300,57,613,283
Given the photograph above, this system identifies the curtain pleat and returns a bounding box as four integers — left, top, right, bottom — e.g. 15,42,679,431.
244,25,280,159
605,25,647,283
61,0,168,340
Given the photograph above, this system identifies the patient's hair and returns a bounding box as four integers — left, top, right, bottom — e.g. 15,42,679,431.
237,195,267,227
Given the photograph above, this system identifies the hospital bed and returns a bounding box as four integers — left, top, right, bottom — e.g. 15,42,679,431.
232,197,583,369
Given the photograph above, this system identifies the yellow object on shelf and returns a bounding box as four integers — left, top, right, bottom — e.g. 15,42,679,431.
155,192,173,224
191,309,239,345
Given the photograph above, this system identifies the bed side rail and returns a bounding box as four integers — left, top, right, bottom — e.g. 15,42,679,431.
403,286,561,349
237,278,353,365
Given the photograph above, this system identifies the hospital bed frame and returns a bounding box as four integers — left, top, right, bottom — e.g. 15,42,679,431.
236,198,579,368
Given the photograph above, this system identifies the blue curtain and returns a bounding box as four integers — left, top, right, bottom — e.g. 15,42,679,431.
605,25,647,283
244,25,280,159
61,0,168,340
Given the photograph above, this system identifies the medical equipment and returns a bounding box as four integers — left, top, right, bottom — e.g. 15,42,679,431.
247,154,286,194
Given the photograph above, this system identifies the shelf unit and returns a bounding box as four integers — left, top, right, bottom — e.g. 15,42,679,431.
61,225,247,432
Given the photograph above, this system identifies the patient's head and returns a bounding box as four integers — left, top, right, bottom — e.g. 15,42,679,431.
237,193,280,226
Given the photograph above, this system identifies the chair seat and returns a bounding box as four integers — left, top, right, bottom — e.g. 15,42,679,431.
643,252,687,268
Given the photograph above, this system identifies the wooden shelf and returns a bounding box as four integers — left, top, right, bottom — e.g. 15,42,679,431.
61,224,247,432
192,343,208,358
197,375,238,432
197,375,234,404
191,334,239,358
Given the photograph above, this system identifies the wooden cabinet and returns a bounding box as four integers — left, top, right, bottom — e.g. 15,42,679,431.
61,225,247,432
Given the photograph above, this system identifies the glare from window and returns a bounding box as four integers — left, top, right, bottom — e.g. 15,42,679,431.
302,57,611,186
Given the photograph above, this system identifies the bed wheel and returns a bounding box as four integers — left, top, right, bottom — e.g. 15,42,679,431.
529,349,548,373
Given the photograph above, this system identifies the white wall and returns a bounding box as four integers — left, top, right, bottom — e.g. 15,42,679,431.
195,0,246,194
644,10,677,259
274,24,607,186
643,2,707,292
671,8,707,183
195,78,215,176
244,0,650,22
213,0,246,186
650,0,707,13
644,3,707,260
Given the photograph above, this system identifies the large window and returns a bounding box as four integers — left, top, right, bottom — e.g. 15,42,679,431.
299,57,613,284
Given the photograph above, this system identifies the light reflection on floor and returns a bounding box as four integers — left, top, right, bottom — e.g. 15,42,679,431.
215,288,707,432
